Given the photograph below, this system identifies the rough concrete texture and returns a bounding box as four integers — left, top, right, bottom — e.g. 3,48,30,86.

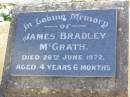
1,0,129,97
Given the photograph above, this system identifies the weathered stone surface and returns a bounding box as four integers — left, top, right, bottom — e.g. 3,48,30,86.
1,0,129,97
0,22,10,83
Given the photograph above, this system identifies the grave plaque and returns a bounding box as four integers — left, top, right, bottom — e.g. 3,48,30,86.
11,10,116,77
2,1,128,97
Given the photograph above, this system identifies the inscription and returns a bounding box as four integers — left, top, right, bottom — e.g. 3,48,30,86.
11,10,116,77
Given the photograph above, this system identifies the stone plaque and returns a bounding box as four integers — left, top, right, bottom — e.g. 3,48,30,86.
2,1,128,97
11,10,116,77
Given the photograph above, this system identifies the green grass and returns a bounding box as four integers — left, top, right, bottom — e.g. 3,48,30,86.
0,12,12,21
